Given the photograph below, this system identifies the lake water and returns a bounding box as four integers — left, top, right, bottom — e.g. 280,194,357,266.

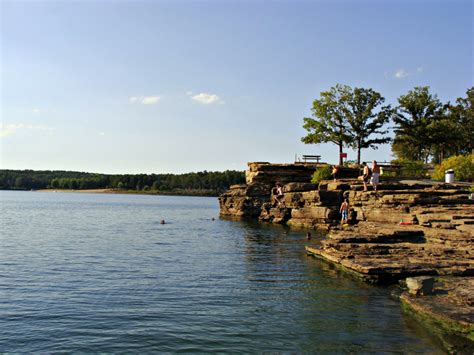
0,191,443,352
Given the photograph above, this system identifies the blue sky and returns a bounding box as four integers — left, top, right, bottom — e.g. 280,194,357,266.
1,0,472,173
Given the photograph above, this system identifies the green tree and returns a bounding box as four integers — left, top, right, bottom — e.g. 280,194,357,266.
14,177,26,189
50,178,60,188
427,117,458,163
302,84,352,165
341,87,393,164
448,87,474,156
393,86,445,162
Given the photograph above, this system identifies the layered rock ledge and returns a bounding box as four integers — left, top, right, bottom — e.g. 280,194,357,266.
220,162,473,281
305,220,473,284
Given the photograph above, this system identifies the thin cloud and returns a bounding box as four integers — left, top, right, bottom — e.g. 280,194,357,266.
129,96,161,104
141,96,160,104
0,123,54,138
191,92,222,105
185,91,193,96
394,69,409,79
391,66,423,79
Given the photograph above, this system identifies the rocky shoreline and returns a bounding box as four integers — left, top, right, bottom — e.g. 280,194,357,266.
219,162,474,350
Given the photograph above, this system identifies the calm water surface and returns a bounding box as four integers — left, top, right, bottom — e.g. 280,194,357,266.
0,191,442,352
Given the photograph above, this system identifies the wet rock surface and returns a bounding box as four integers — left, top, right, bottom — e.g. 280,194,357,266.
400,277,474,351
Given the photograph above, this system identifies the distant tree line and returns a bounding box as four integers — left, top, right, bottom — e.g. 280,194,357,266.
0,170,245,195
302,86,473,165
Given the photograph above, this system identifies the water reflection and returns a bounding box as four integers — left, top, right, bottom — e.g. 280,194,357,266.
229,218,443,353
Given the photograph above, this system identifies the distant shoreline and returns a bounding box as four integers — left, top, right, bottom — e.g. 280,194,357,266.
3,188,220,197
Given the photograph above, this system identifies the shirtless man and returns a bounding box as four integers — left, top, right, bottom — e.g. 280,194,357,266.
362,162,370,191
339,199,349,225
371,160,380,191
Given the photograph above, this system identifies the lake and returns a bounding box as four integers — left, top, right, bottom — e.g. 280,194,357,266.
0,191,443,352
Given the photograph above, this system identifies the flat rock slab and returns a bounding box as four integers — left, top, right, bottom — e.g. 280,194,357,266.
306,221,474,284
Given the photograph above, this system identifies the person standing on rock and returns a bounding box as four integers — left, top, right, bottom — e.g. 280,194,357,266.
340,199,349,225
332,165,339,182
362,162,371,191
371,160,380,191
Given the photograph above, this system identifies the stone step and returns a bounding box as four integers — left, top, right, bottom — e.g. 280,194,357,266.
451,215,474,220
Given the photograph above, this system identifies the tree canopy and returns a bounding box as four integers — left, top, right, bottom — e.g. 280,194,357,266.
448,87,474,156
341,87,393,164
392,86,445,162
392,86,474,163
302,84,392,164
302,85,351,165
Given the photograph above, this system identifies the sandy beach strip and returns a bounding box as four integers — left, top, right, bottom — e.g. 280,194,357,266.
36,188,119,194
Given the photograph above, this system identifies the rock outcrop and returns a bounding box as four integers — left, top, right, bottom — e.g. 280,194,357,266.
220,162,474,284
219,162,473,228
305,220,473,284
219,162,474,350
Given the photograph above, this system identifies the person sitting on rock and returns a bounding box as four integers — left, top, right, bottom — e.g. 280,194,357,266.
340,198,349,225
273,183,284,207
362,162,371,191
371,160,380,191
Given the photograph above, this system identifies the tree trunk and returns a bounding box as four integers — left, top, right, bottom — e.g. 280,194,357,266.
357,144,361,165
339,141,343,165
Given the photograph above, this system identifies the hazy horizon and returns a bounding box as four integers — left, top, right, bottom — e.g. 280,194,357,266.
1,0,472,174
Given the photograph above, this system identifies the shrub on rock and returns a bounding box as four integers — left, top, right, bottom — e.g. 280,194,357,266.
311,165,333,184
432,154,474,182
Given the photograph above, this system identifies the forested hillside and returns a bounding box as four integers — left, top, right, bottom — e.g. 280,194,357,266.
0,170,245,196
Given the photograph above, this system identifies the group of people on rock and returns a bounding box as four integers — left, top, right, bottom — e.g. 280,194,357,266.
272,160,382,225
361,160,380,191
332,160,380,191
337,160,381,225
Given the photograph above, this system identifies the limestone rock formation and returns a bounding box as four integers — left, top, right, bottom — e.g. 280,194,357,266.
220,162,474,284
219,162,474,350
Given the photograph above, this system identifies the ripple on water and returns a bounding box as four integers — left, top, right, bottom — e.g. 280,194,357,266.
0,191,444,352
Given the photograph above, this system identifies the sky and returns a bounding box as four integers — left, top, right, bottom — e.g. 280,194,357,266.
1,0,472,174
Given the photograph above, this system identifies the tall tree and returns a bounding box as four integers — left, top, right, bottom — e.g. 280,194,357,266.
448,87,474,156
341,87,393,164
392,86,445,162
427,117,458,163
302,84,352,165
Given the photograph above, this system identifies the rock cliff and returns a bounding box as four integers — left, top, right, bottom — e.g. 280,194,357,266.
219,162,474,283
